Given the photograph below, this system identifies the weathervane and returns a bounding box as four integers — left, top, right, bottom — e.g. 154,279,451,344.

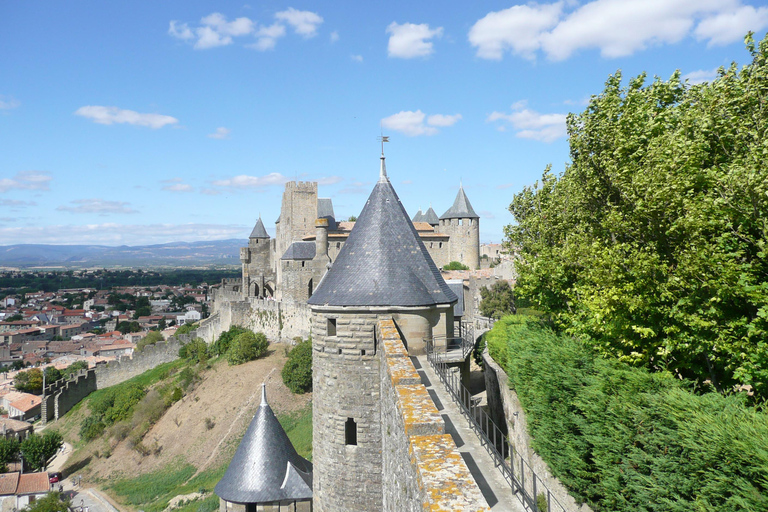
377,131,390,182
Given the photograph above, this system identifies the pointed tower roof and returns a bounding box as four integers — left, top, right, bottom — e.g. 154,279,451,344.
215,385,312,504
412,208,424,223
423,206,439,226
249,218,270,239
308,156,457,307
440,185,479,220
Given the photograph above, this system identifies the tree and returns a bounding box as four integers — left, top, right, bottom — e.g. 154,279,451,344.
210,325,248,356
5,314,23,322
282,339,312,393
137,330,164,351
443,261,469,271
479,281,516,319
117,321,141,334
44,366,62,385
506,34,768,398
14,368,43,394
63,360,89,379
0,438,19,472
20,431,63,471
348,215,357,222
157,317,167,330
227,331,269,365
24,492,70,512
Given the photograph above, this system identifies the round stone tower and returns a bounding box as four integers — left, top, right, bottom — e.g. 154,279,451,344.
307,153,457,512
439,184,480,269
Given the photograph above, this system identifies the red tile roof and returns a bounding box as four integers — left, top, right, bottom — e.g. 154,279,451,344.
0,472,19,495
16,472,49,495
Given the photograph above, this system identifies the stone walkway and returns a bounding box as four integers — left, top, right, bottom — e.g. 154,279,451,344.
414,355,526,512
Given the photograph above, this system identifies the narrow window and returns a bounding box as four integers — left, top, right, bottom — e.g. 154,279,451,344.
301,261,305,267
336,242,340,249
361,349,366,356
345,418,358,445
327,318,337,336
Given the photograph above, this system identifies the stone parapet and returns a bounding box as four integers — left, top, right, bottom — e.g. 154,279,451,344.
380,318,489,512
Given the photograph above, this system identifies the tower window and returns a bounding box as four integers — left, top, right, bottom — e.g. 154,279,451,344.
327,318,337,336
345,418,358,445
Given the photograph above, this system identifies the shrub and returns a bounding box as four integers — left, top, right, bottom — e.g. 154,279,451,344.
137,330,164,351
442,261,469,270
282,339,312,394
226,331,269,366
180,338,209,364
79,416,106,442
210,325,248,356
486,319,768,512
479,280,516,319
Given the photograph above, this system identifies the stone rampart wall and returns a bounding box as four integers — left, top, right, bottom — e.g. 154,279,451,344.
379,319,489,511
483,348,593,512
208,296,311,345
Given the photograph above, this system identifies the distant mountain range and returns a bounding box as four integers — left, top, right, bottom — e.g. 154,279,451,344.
0,240,246,268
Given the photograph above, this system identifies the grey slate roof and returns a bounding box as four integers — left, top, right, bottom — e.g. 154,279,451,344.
423,207,439,226
249,218,270,239
446,280,464,317
440,186,479,219
412,209,424,222
308,168,457,307
281,241,316,260
317,198,336,230
215,385,312,504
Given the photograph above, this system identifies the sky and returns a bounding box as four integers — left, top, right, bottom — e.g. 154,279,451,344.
2,0,768,246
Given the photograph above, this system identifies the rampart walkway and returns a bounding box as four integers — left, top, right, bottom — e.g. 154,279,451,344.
414,355,524,512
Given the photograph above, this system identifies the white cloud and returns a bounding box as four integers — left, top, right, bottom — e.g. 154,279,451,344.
351,54,363,62
682,67,720,84
0,199,37,207
0,223,248,245
201,13,254,36
57,199,138,215
387,22,443,58
470,0,767,61
426,114,462,127
194,26,233,49
382,110,462,136
168,21,194,41
316,176,343,185
212,173,290,188
487,102,567,142
250,23,286,51
330,31,339,42
694,4,768,46
75,106,178,129
161,178,193,193
469,3,563,60
382,111,437,136
0,171,52,193
275,8,323,38
479,210,496,219
0,95,20,110
208,127,231,139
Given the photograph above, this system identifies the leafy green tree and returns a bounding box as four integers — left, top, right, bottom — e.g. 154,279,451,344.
5,314,23,322
282,339,313,393
14,368,43,394
44,366,62,385
63,360,89,379
175,322,196,335
137,330,164,351
23,491,70,512
20,431,63,471
443,261,469,271
507,34,768,398
117,321,141,334
157,317,167,330
479,281,516,319
0,438,19,472
210,325,248,356
227,331,269,365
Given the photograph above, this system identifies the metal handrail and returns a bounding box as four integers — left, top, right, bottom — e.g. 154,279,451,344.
424,335,475,360
425,342,570,512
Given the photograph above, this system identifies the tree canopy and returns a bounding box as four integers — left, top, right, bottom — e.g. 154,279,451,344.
20,431,63,471
507,34,768,399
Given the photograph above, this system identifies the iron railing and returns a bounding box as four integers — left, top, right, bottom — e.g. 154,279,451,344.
423,335,475,360
425,340,569,512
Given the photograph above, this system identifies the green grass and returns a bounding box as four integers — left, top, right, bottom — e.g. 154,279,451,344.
277,402,312,461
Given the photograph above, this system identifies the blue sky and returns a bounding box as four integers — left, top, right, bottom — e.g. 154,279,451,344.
2,0,767,246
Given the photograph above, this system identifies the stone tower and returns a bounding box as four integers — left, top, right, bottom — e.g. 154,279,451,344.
240,217,273,298
308,153,457,512
275,182,318,299
439,185,480,269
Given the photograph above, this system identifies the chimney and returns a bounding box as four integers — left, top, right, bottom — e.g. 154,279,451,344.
315,218,329,260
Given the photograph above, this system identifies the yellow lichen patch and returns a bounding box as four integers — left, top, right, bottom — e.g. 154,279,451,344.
410,434,490,512
395,384,444,436
387,355,422,386
379,318,409,358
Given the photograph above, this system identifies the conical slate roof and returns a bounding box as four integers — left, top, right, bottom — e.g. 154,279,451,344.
308,157,457,307
412,208,424,222
423,206,439,226
249,218,270,239
440,185,479,219
215,385,312,504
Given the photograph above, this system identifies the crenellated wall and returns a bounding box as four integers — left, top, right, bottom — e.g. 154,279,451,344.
379,319,489,511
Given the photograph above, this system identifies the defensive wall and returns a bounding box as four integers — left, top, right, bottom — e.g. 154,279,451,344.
42,334,190,423
483,348,593,512
202,288,311,344
379,318,489,511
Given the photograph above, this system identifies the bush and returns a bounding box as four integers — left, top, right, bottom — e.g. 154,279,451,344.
210,325,248,356
486,319,768,512
79,416,106,442
442,261,469,270
479,280,516,319
179,338,209,364
175,323,196,335
282,339,312,394
137,330,164,352
226,331,268,366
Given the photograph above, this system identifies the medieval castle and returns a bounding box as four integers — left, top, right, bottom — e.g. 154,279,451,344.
237,174,481,305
